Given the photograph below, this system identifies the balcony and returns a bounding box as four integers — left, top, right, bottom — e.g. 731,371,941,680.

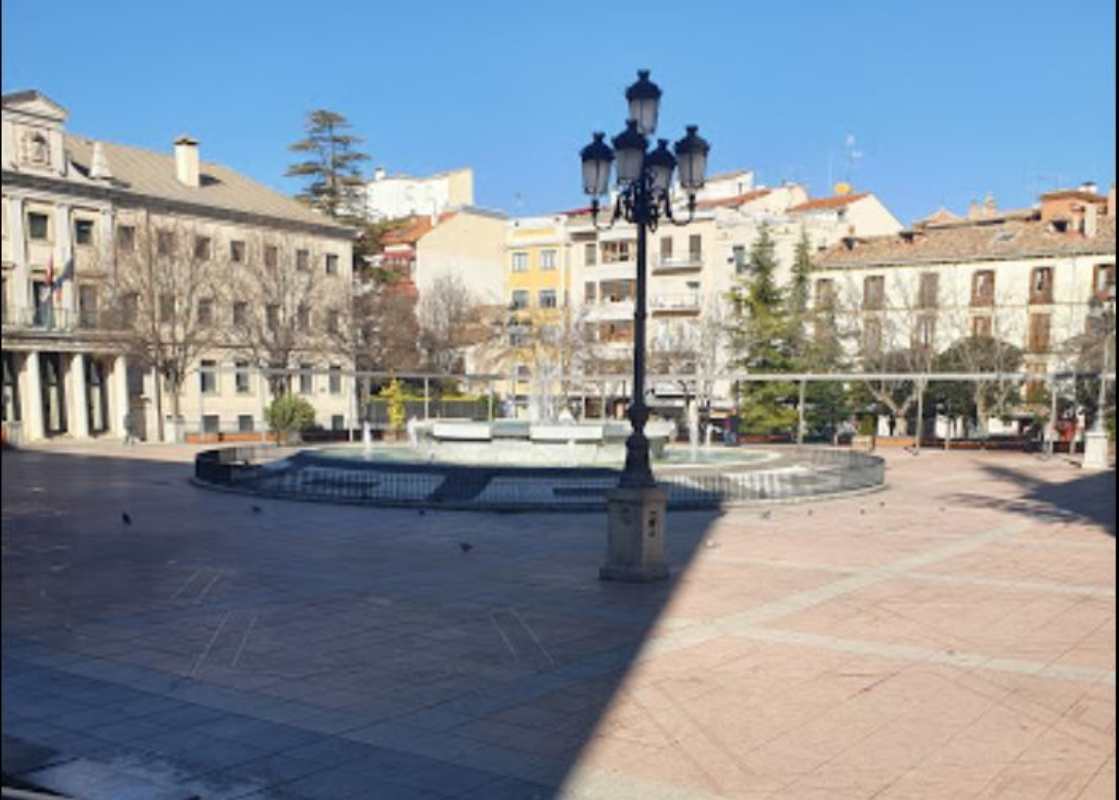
651,293,702,315
652,253,703,274
586,298,635,322
1,304,116,334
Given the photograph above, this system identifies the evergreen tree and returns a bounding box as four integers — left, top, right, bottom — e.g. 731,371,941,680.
286,110,370,220
727,225,798,435
788,228,812,316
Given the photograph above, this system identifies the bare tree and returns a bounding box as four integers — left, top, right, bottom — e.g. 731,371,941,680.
649,301,729,414
417,274,484,373
106,216,229,440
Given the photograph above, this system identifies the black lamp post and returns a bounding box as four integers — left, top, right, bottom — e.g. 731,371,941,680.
580,70,710,489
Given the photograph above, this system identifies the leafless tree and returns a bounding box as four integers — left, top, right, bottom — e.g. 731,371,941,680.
106,216,229,439
649,300,729,413
417,273,485,373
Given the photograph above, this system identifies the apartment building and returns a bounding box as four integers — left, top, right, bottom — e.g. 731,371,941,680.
811,186,1117,431
1,90,356,445
360,166,473,221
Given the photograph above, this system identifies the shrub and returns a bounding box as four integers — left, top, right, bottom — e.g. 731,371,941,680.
380,378,406,433
265,395,316,445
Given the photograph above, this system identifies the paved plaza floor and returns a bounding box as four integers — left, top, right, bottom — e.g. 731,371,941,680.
1,442,1115,799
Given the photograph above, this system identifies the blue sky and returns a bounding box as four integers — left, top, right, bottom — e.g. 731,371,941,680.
2,0,1115,224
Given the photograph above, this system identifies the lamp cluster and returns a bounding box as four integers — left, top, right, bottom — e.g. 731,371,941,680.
580,70,710,230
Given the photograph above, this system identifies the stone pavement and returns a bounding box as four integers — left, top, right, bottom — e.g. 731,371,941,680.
1,444,1114,799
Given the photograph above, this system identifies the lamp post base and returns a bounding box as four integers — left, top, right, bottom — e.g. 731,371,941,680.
1082,430,1112,470
600,486,669,582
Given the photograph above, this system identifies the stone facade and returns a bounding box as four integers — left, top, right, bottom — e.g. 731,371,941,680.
1,91,356,445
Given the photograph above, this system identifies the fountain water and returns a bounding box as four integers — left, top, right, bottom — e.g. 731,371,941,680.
687,400,700,463
362,420,373,455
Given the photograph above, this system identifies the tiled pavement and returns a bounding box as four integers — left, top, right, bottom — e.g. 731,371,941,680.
1,444,1115,798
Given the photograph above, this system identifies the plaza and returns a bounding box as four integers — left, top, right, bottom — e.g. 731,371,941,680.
2,442,1114,799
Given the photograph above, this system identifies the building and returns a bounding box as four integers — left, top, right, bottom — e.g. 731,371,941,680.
811,185,1117,435
1,90,356,445
360,166,473,221
413,206,507,303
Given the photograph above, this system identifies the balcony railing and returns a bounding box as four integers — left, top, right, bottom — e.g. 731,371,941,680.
1,305,117,333
653,253,703,272
651,293,702,313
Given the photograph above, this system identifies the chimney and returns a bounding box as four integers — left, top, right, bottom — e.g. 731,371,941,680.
1080,181,1098,196
968,199,982,220
1084,201,1099,238
983,192,997,215
89,141,112,181
174,135,199,187
373,166,386,181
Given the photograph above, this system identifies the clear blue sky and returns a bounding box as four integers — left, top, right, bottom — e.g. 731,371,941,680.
2,0,1115,224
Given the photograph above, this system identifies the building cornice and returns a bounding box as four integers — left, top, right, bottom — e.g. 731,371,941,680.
2,169,357,241
814,247,1116,271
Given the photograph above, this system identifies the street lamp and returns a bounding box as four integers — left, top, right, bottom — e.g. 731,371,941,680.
580,70,711,581
1083,288,1115,469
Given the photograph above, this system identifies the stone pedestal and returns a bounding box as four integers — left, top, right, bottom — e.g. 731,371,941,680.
600,486,669,582
1082,430,1112,470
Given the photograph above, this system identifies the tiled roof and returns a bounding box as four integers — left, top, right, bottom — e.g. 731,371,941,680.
789,193,870,213
380,216,434,245
695,189,771,210
815,216,1116,269
1039,189,1107,203
914,207,961,227
61,135,352,234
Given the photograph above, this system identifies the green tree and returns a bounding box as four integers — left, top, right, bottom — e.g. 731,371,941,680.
265,395,316,445
788,228,813,316
286,110,370,220
727,225,798,435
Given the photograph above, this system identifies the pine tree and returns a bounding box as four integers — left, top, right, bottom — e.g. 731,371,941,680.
727,225,798,435
788,228,812,316
286,110,370,220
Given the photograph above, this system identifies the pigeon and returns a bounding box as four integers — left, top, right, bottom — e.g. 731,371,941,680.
879,501,886,508
859,508,866,515
807,509,814,516
251,505,262,514
761,510,771,520
459,542,473,553
121,513,132,526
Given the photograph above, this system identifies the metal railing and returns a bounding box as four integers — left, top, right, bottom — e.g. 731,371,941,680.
653,254,703,271
1,304,116,333
651,293,702,312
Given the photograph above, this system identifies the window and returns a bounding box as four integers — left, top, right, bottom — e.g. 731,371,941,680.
815,279,835,309
972,316,992,337
584,242,597,265
732,245,747,275
601,241,632,263
325,254,339,274
28,212,49,240
2,352,21,424
918,273,939,309
230,240,246,263
326,309,340,334
197,298,213,326
159,293,175,321
202,415,220,434
194,236,211,261
329,365,342,394
1092,263,1115,297
511,290,529,309
235,361,250,394
511,252,528,272
232,301,248,327
121,292,138,327
1028,313,1051,353
78,285,98,328
516,364,532,378
863,276,885,310
688,234,702,260
915,315,936,349
238,414,254,433
297,304,310,331
264,245,279,269
863,318,883,355
539,289,557,308
585,282,597,302
116,225,135,252
971,270,995,306
540,250,557,270
1029,267,1054,304
332,415,345,432
299,364,313,395
660,237,673,259
296,249,310,271
157,230,174,256
266,304,279,330
74,219,95,246
200,360,218,394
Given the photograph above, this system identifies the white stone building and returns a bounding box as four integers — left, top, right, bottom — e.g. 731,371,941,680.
1,90,356,445
360,166,473,221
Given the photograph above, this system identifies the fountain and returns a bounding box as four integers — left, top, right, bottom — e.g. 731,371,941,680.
362,420,373,455
687,400,700,464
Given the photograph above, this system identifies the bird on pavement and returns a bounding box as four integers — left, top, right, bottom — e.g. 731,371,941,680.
459,542,473,553
761,510,771,520
121,513,132,526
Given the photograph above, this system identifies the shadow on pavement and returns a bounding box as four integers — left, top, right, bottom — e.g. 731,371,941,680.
943,462,1116,537
2,446,724,799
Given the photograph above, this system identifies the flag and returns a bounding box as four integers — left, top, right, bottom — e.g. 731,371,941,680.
45,253,54,300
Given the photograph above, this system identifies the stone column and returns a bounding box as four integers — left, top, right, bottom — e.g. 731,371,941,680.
54,203,74,319
111,354,129,437
9,195,28,306
22,351,45,442
68,353,90,439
